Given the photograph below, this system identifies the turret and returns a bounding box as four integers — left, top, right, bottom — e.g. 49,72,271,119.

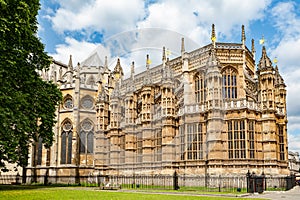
205,27,224,162
257,46,276,110
161,47,175,117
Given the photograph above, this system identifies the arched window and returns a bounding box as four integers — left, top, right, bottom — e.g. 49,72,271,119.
61,120,73,164
63,95,73,110
222,67,237,99
80,119,94,154
195,73,205,103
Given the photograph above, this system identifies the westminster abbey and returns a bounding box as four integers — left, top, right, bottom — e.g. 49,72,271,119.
27,25,289,178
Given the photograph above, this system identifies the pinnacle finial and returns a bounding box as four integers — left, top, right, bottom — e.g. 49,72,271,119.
131,61,135,79
262,46,267,57
211,24,216,45
146,54,151,69
258,46,272,69
211,24,216,49
181,37,185,53
104,56,108,70
68,55,73,71
251,38,256,56
241,25,246,42
162,46,166,62
113,58,123,78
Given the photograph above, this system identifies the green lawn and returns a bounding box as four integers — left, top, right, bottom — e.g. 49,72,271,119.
0,185,264,200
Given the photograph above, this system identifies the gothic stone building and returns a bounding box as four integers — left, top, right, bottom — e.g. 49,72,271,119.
27,25,289,179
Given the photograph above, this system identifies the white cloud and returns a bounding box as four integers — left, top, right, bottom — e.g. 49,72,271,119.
288,133,300,153
51,0,145,36
47,0,273,67
49,37,101,64
54,0,95,12
288,116,300,131
270,1,300,36
268,1,300,132
272,37,300,70
48,0,271,42
137,0,271,44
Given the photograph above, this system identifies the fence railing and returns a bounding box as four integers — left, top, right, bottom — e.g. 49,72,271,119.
0,173,296,192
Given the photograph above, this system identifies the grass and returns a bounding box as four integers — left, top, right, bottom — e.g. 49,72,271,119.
0,185,264,200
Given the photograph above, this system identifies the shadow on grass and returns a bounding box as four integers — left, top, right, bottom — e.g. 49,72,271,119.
0,183,85,191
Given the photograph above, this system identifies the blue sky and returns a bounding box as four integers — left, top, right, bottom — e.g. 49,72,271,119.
38,0,300,153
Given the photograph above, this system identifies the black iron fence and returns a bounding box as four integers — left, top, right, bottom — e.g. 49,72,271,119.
0,172,296,193
246,171,296,192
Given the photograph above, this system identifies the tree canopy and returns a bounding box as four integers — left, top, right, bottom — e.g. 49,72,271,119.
0,0,62,171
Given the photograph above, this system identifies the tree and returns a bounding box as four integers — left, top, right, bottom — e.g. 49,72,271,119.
0,0,62,171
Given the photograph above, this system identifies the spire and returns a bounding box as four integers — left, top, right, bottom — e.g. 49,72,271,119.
143,54,152,86
251,39,256,59
211,24,216,48
97,63,102,84
162,46,166,67
103,56,109,73
130,61,135,80
162,57,173,83
181,37,185,54
258,46,272,70
113,58,123,80
68,55,73,71
76,62,81,78
274,65,285,86
241,25,246,46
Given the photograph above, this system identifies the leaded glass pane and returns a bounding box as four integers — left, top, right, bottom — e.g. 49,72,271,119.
61,132,66,164
82,97,94,109
80,131,86,153
87,132,94,153
64,98,73,109
67,133,72,164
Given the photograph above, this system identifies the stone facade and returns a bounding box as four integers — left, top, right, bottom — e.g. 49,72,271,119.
27,25,289,179
288,151,300,174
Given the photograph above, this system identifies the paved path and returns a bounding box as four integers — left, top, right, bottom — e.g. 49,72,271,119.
249,186,300,199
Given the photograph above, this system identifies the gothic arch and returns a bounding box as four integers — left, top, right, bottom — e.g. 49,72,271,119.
60,119,73,164
221,65,238,74
62,94,73,110
79,118,94,154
